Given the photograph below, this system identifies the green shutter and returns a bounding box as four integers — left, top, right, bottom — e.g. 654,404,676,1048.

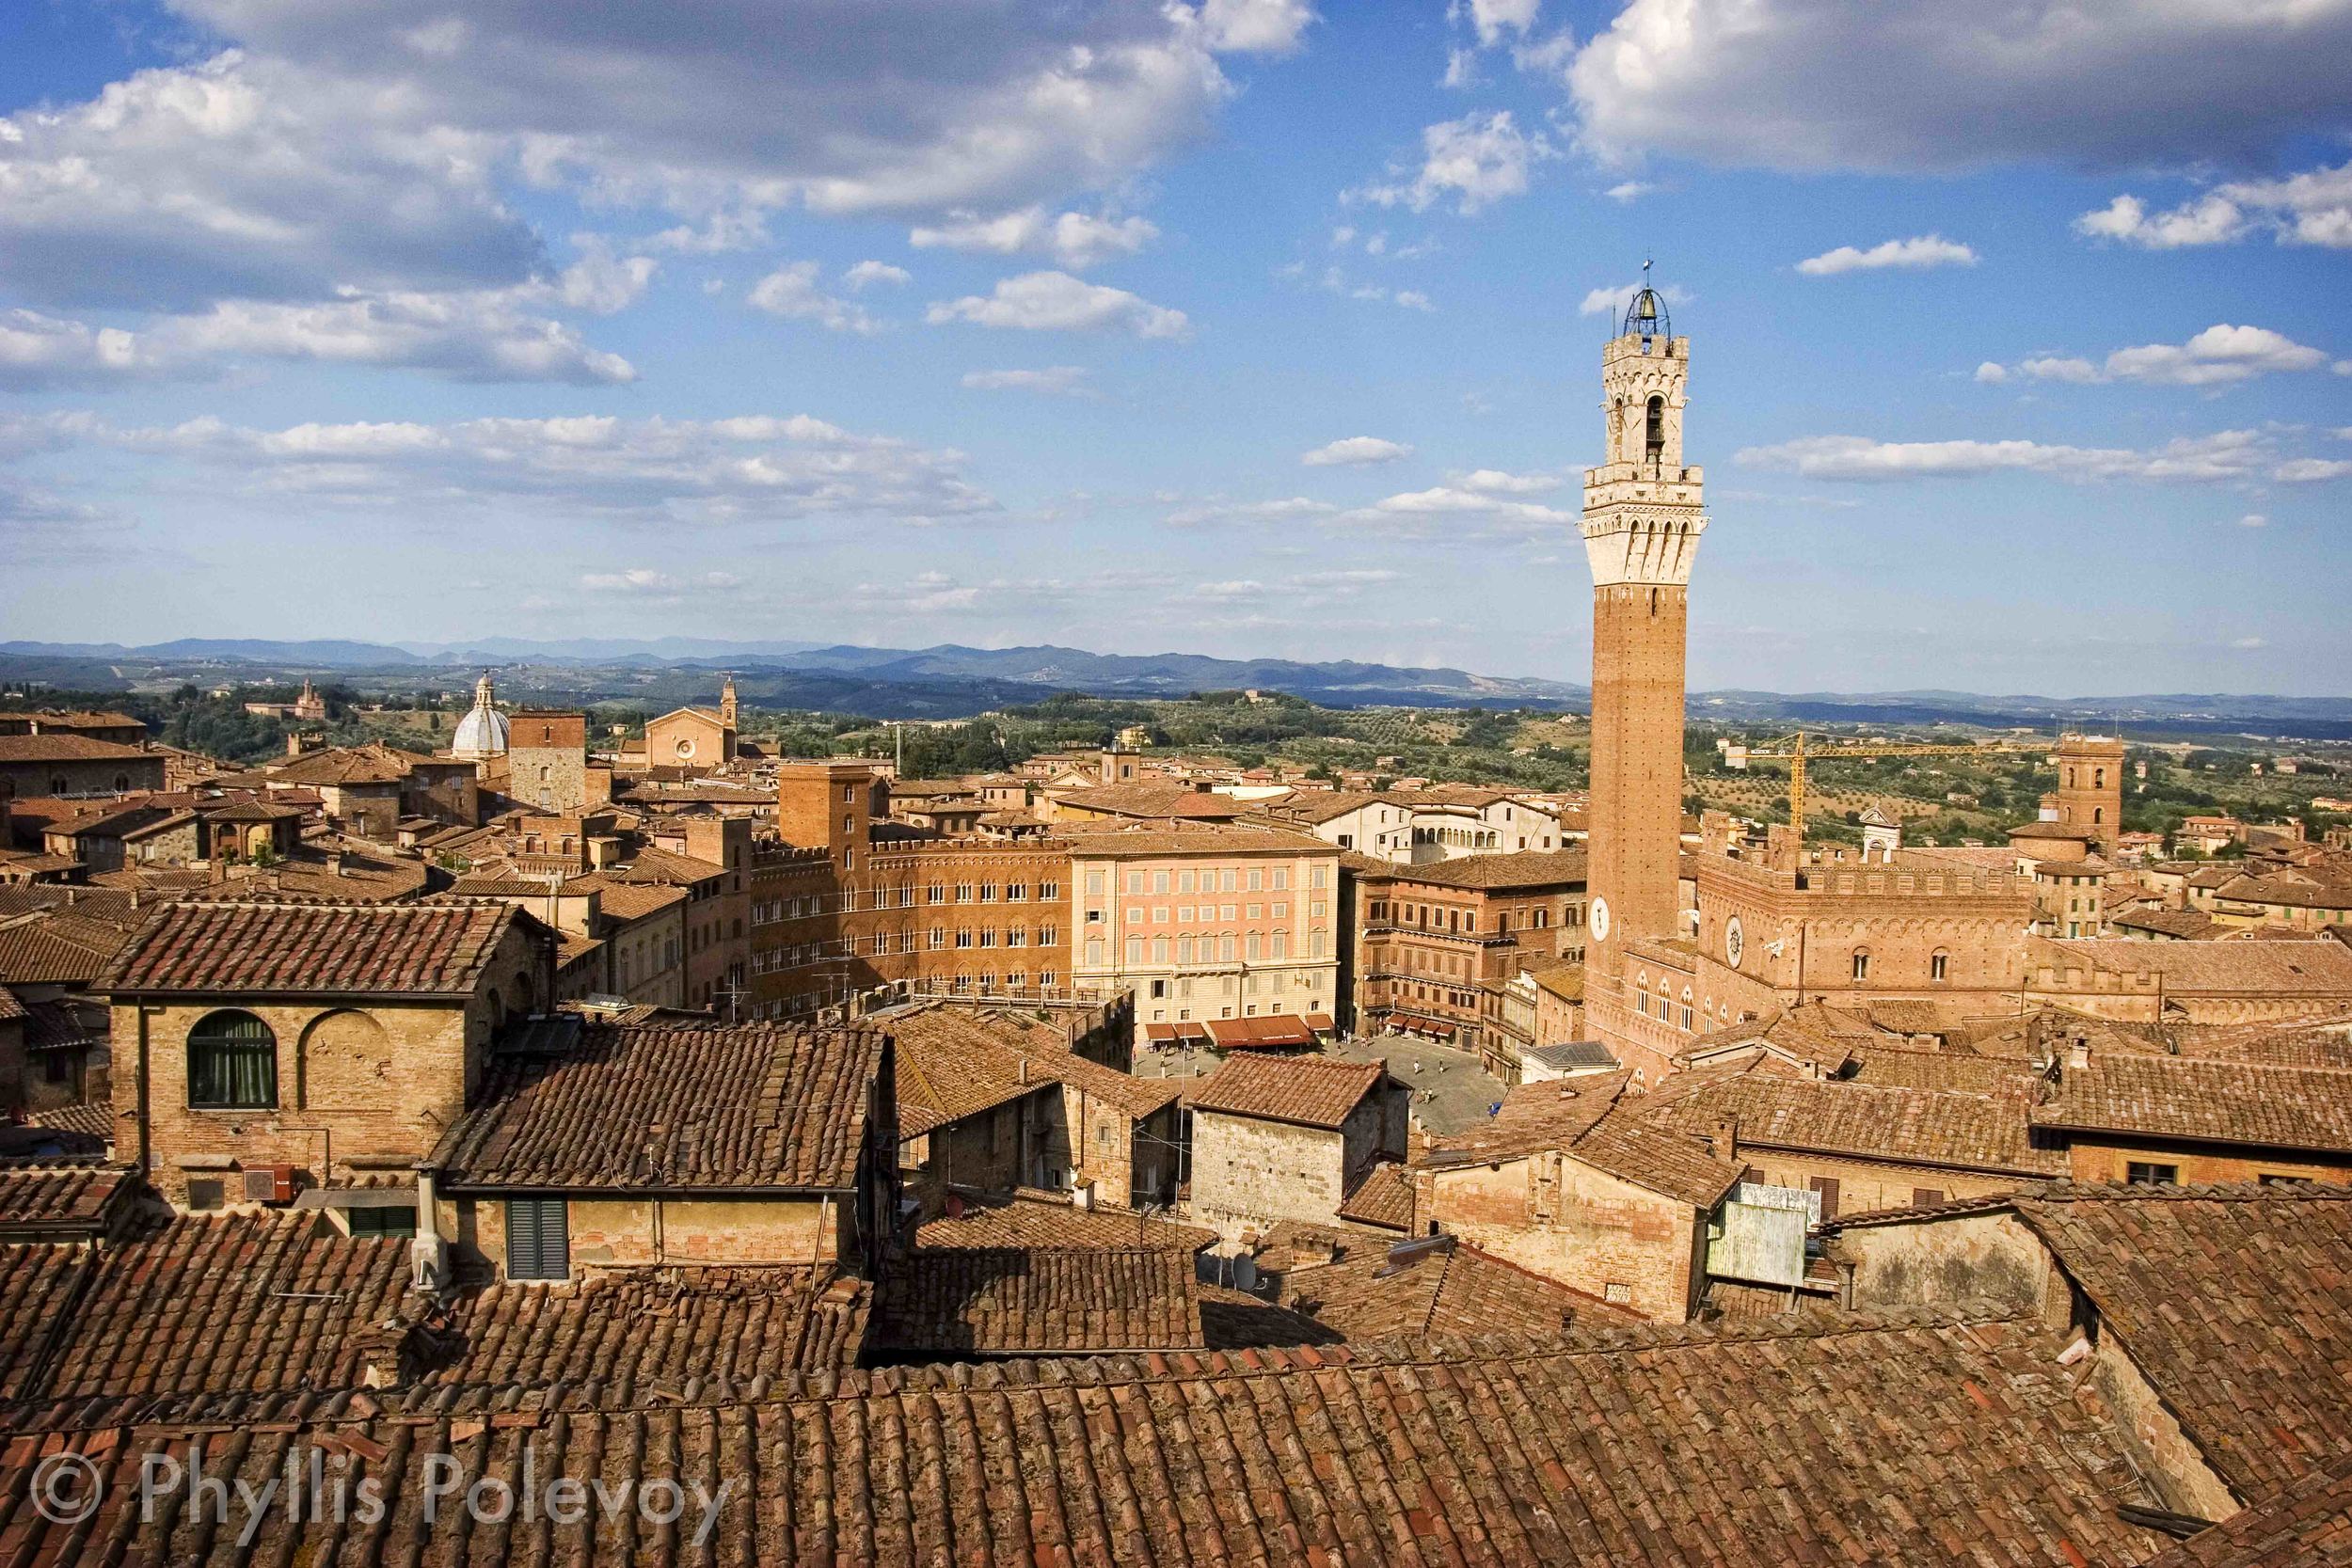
505,1198,568,1279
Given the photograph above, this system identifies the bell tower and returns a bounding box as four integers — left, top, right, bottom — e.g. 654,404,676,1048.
1581,276,1708,1041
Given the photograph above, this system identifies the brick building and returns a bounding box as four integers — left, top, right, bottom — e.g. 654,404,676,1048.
1414,1071,1741,1321
2023,936,2352,1022
424,1015,897,1284
101,899,555,1211
1065,823,1342,1046
2051,732,2126,857
503,709,599,814
642,676,739,772
2029,1035,2352,1184
1354,848,1586,1076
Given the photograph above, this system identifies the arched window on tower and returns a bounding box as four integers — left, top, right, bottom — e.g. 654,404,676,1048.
1645,396,1665,462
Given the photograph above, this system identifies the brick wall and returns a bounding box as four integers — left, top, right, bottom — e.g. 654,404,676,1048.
2061,1133,2352,1185
451,1193,842,1280
1735,1147,2029,1222
1424,1153,1703,1321
1832,1211,2053,1314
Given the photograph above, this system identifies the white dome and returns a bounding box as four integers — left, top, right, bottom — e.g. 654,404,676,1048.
452,673,509,760
452,704,509,759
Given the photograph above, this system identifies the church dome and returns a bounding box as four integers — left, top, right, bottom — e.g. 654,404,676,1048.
452,672,509,760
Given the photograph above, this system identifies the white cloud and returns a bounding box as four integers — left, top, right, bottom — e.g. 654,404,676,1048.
909,207,1160,269
1442,48,1479,89
1458,467,1561,494
1603,181,1652,202
0,408,994,524
2238,513,2268,528
2232,637,2268,650
1462,0,1542,47
1163,496,1341,526
1796,235,1977,276
1331,484,1576,534
843,261,912,290
2274,458,2352,483
1199,0,1316,55
925,271,1189,339
1303,436,1412,467
1995,325,2330,388
1736,429,2274,483
1349,111,1554,214
1565,0,2352,171
1973,362,2009,385
960,366,1093,395
747,262,880,334
581,568,746,597
1300,264,1436,311
2075,161,2352,249
1577,279,1692,319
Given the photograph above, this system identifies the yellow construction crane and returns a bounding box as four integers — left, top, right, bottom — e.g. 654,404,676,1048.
1739,731,2034,834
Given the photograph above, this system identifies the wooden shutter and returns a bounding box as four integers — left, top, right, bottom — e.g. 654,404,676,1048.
1913,1187,1946,1207
1809,1176,1840,1220
505,1198,568,1280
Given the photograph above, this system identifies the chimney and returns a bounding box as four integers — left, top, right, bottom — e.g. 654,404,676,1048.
326,849,346,879
1707,1117,1739,1165
2066,1034,2090,1071
2039,792,2061,823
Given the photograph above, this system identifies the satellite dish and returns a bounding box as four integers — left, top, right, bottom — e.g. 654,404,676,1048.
1232,1257,1260,1293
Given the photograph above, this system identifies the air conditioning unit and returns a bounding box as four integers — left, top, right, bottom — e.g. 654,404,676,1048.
242,1164,295,1204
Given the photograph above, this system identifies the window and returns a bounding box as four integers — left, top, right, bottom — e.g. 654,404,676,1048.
1851,949,1870,982
1644,395,1664,458
1807,1176,1841,1220
505,1197,569,1280
2125,1162,2179,1185
186,1010,277,1109
348,1205,417,1239
1911,1188,1945,1207
1931,950,1949,983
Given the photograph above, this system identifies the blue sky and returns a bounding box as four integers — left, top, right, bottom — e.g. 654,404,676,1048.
2,0,2347,695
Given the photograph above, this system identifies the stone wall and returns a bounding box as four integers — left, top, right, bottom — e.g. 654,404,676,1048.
1190,1111,1345,1235
1424,1152,1702,1321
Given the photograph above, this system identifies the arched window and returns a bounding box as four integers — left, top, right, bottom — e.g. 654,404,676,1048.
1851,949,1871,982
1645,396,1665,460
1931,950,1950,983
187,1009,277,1109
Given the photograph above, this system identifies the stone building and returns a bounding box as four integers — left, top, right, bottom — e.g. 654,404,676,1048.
0,735,166,800
423,1015,897,1284
1353,848,1587,1076
267,742,479,836
2051,732,2125,857
1264,788,1565,863
1581,281,1707,1063
1065,822,1342,1046
100,899,555,1211
2023,936,2352,1022
2028,1030,2352,1183
1186,1053,1407,1236
504,709,595,813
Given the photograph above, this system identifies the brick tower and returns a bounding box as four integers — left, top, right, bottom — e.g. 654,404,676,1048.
2053,732,2124,856
1581,278,1707,1035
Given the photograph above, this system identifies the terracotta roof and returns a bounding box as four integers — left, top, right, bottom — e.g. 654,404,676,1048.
0,1163,128,1235
1567,1117,1751,1208
1337,1160,1415,1230
424,1267,869,1392
915,1192,1215,1252
103,899,527,996
0,1312,2175,1565
0,920,122,986
2033,1053,2352,1154
2141,1448,2352,1567
432,1021,886,1192
0,1212,409,1402
2035,938,2352,995
0,734,150,762
1279,1235,1627,1340
1050,781,1250,819
1188,1053,1387,1131
1422,1071,1630,1164
568,875,688,922
886,1008,1061,1139
2015,1183,2352,1500
872,1246,1205,1354
2111,908,2225,940
19,1101,111,1155
1365,847,1589,890
1638,1065,2067,1178
612,847,727,886
1055,820,1334,857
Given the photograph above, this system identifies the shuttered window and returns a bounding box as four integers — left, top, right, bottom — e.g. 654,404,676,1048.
504,1197,569,1280
1808,1176,1841,1221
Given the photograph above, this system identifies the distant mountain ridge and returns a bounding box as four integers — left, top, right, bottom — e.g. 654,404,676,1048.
3,638,2347,733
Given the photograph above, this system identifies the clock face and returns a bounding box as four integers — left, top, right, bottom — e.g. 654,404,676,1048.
1724,915,1745,968
1589,896,1611,942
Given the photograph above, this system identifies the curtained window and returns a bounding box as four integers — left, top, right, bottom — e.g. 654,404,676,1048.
186,1010,277,1109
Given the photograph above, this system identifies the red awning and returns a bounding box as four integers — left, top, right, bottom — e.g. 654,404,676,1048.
1205,1013,1317,1050
1144,1023,1178,1044
1302,1013,1336,1034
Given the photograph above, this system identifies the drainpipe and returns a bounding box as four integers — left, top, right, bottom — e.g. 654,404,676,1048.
135,1004,153,1179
